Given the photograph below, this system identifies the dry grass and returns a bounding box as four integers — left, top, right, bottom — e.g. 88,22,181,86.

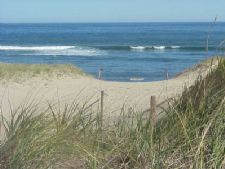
0,57,225,168
0,62,87,82
175,56,222,78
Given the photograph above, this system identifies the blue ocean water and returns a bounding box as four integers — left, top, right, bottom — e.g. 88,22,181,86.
0,22,225,82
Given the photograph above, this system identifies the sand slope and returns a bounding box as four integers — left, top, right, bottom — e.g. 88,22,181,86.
0,59,219,140
0,59,216,121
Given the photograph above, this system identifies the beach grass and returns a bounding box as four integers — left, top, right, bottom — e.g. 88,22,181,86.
0,62,87,82
1,57,225,168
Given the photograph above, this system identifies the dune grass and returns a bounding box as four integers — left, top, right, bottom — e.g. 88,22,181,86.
0,63,86,82
1,57,225,168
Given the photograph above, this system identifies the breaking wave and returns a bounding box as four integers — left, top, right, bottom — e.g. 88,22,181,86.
0,45,105,56
116,45,217,51
0,45,220,55
130,45,179,50
96,45,184,51
130,46,146,50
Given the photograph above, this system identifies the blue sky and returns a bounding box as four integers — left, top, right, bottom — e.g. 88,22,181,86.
0,0,225,23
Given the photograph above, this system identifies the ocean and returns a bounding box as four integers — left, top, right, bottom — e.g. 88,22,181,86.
0,22,225,82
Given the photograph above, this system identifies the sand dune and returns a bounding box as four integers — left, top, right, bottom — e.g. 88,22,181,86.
0,59,217,121
0,58,219,141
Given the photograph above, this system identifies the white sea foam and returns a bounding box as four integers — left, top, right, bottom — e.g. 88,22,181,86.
0,45,104,56
130,46,146,50
171,46,181,49
130,45,182,51
0,46,74,51
153,46,166,50
130,77,144,81
32,49,103,56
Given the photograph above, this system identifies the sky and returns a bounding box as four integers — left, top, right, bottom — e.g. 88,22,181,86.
0,0,225,23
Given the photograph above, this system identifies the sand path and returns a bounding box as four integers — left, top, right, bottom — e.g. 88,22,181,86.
0,59,218,140
0,65,204,120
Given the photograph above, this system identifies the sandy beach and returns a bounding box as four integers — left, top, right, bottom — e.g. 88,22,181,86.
0,59,216,123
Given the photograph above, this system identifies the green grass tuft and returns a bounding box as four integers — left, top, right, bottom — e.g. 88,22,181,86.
1,57,225,168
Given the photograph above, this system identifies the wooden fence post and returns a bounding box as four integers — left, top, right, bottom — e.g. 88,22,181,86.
98,68,103,80
99,90,104,128
150,96,156,125
165,69,169,80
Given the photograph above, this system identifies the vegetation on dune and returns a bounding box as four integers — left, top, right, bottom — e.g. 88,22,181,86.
0,63,86,81
1,57,225,168
175,56,220,78
156,57,225,168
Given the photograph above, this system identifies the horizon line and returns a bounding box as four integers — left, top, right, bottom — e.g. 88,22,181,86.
1,21,225,24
